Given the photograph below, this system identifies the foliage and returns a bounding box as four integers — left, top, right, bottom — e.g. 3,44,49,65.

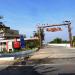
73,36,75,42
33,28,44,41
62,40,69,43
50,38,68,43
40,28,44,41
23,34,26,38
72,36,75,47
33,29,44,47
33,31,39,37
25,40,40,49
50,38,62,43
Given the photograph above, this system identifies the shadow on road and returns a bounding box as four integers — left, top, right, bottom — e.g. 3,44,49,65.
0,65,42,75
0,57,75,75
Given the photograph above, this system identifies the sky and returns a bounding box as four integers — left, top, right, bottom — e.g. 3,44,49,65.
0,0,75,42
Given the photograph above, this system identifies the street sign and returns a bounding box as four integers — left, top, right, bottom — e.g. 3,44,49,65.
46,27,62,32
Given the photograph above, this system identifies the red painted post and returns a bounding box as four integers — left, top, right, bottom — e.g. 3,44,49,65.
6,40,8,50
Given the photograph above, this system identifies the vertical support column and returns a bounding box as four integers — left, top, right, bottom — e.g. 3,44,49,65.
68,24,73,47
38,27,42,48
6,40,8,51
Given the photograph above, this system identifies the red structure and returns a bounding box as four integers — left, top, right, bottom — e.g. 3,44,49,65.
13,38,20,49
6,40,8,50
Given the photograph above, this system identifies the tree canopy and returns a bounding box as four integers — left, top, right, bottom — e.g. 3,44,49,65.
50,38,69,43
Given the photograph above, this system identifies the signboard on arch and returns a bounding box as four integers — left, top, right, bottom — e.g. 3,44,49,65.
46,27,62,32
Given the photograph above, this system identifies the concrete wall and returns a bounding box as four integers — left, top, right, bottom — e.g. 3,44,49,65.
0,57,14,61
48,44,70,47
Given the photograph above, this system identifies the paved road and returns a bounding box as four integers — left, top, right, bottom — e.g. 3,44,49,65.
0,49,37,71
0,46,75,75
0,61,14,71
29,46,75,61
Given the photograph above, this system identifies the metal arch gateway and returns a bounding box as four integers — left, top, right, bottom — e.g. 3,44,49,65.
37,21,72,48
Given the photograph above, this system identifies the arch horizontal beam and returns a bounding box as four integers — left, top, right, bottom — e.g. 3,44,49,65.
38,23,71,28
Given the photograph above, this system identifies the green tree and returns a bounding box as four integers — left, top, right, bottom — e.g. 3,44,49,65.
50,38,69,43
50,38,62,43
73,36,75,42
23,34,26,38
62,40,69,43
40,28,44,41
72,36,75,47
33,31,39,37
33,28,44,47
33,28,44,41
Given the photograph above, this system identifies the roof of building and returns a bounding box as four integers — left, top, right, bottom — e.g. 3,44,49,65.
0,37,39,42
0,22,10,29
